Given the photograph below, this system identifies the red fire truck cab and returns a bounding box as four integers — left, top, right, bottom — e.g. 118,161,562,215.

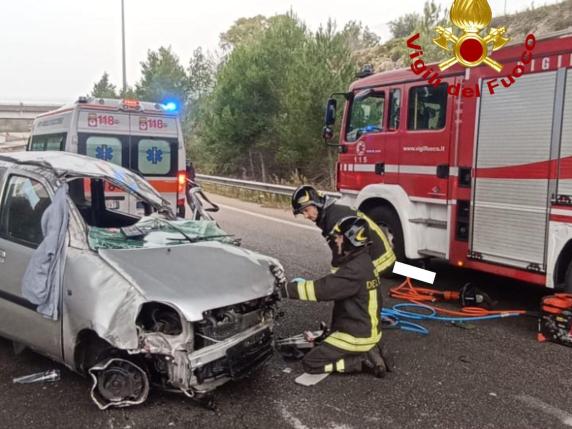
325,29,572,291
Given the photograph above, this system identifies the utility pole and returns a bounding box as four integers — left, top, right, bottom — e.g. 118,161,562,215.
121,0,127,95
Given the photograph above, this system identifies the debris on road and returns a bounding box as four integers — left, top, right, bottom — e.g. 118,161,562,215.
295,372,330,387
13,369,60,384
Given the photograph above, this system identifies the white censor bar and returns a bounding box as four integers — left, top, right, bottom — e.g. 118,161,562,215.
392,262,436,285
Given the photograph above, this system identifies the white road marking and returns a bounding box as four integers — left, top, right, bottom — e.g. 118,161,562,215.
393,261,437,284
277,403,311,429
324,404,382,424
515,394,572,427
216,203,319,232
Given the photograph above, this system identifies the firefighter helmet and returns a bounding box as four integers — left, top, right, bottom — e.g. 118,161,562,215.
291,185,325,215
330,216,370,250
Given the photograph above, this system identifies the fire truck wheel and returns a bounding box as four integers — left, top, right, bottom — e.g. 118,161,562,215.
563,261,572,293
367,205,405,263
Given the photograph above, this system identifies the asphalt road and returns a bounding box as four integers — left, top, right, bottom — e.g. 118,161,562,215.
1,194,571,429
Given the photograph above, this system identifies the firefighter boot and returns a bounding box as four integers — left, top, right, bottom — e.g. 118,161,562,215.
363,347,387,378
378,343,394,373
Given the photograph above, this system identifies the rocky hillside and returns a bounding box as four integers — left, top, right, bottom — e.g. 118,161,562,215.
355,0,572,73
492,0,572,41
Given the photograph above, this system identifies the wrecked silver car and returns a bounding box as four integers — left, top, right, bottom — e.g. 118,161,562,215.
0,152,282,409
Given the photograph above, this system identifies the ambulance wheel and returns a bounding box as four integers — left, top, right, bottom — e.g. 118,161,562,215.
368,205,405,263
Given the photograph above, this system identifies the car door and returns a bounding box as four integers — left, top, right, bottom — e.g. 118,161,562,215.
0,171,62,360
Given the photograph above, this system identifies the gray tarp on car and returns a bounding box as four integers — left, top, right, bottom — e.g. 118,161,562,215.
21,183,69,320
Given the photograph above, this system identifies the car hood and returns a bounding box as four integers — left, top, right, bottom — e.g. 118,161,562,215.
98,241,279,322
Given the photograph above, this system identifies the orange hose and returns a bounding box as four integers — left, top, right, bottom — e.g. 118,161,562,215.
389,278,527,317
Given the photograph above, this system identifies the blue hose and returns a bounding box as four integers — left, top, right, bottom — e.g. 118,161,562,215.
381,309,429,335
381,303,522,336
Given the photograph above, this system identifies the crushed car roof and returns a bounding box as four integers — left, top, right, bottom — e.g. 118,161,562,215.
0,151,168,208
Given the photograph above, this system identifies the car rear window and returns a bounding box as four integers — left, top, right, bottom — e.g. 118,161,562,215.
29,133,66,151
86,136,123,167
136,139,174,176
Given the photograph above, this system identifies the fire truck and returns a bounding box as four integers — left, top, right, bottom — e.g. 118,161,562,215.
28,98,188,217
323,29,572,291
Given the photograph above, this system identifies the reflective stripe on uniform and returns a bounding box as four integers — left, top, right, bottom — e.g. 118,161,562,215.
305,281,317,301
336,359,345,373
297,282,307,300
325,363,334,373
373,252,396,274
297,280,317,301
357,211,396,274
324,276,382,353
369,289,379,339
324,332,381,352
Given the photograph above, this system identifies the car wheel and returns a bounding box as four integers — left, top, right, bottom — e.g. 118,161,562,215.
89,358,150,410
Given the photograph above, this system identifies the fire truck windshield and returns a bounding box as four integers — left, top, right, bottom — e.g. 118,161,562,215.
346,92,385,142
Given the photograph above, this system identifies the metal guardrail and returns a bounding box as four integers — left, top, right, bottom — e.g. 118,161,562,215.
196,174,341,198
0,141,27,152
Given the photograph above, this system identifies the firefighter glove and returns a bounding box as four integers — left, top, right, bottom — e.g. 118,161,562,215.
270,264,286,285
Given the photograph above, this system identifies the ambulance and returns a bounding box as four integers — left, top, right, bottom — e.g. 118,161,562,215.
28,97,188,217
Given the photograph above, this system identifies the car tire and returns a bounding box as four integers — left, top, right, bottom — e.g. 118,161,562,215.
367,205,405,277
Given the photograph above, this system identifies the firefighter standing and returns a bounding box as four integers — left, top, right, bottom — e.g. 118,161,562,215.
291,185,396,276
276,216,390,376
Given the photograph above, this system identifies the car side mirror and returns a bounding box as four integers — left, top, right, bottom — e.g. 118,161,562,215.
322,126,334,141
323,92,351,147
324,98,337,127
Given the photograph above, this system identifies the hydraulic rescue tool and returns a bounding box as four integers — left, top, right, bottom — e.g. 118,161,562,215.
538,293,572,348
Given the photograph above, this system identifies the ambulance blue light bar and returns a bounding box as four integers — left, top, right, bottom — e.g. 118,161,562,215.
162,101,178,112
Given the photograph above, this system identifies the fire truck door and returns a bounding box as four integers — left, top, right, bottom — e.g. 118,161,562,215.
338,88,387,191
471,71,559,270
382,86,404,185
399,81,453,202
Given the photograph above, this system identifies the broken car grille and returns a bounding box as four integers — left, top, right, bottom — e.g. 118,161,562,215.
195,328,273,383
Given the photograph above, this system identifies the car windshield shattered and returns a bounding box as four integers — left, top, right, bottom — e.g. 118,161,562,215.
88,217,234,250
65,175,235,249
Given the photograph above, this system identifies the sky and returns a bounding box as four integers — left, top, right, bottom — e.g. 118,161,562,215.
0,0,563,103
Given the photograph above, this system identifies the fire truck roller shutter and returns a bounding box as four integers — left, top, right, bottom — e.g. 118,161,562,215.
471,71,557,270
556,70,572,292
557,70,572,200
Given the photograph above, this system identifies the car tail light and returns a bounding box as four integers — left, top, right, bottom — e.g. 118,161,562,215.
178,171,186,193
176,171,186,218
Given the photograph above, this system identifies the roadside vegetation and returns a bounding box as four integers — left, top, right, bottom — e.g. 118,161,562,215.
91,0,572,189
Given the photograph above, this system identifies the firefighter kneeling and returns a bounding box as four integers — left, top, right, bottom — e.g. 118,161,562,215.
276,216,391,378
